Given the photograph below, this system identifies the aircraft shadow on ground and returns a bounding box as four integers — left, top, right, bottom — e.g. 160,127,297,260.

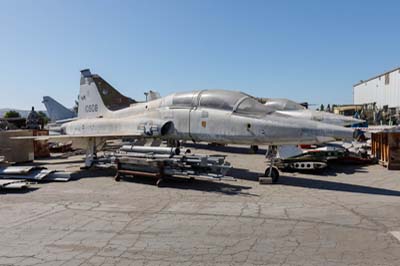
229,167,400,197
71,167,256,196
120,175,256,196
323,163,369,176
228,168,261,181
71,168,116,179
0,187,39,194
279,176,400,197
280,164,369,177
19,155,397,197
183,143,267,155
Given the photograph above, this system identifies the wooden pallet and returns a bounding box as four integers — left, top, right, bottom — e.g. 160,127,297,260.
372,132,400,170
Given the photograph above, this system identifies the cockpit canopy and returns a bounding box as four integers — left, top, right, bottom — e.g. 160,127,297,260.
264,98,305,111
171,89,274,116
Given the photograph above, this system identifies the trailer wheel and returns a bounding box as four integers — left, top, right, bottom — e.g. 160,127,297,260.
114,173,121,182
265,167,279,183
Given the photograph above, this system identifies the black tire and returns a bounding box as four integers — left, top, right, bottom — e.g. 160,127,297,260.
265,167,280,183
114,173,121,182
250,145,259,154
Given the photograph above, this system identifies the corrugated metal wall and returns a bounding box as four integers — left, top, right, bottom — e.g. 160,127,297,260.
354,69,400,108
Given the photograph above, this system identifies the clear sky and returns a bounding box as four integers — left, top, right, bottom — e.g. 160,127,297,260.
1,0,399,110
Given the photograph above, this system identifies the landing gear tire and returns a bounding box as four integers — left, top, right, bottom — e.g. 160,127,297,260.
114,172,121,182
265,167,280,184
250,145,259,154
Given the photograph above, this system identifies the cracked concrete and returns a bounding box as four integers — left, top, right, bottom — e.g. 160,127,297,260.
1,145,400,265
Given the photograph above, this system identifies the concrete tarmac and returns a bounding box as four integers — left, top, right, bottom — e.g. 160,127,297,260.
1,145,400,266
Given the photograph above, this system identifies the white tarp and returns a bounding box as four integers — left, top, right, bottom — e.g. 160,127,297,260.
0,166,39,175
0,179,30,189
0,166,71,182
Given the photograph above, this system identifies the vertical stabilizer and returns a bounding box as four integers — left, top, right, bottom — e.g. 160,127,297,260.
42,96,76,122
91,74,137,110
78,69,111,119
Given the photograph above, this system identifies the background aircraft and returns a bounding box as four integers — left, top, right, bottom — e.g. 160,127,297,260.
42,96,76,122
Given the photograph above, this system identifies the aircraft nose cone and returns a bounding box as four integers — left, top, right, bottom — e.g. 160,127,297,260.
319,123,354,140
311,111,361,126
264,115,354,145
301,120,355,142
346,117,365,125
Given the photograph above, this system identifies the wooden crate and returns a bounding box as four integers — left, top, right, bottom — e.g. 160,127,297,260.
33,130,50,158
0,130,34,163
372,132,400,170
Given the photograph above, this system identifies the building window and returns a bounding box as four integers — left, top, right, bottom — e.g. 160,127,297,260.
385,73,390,85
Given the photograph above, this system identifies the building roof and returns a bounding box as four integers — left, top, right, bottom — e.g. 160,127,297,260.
353,66,400,87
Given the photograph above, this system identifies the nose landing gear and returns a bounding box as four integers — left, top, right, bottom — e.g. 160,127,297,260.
260,145,280,184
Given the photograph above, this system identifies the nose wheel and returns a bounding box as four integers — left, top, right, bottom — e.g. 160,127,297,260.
265,166,280,183
249,145,259,154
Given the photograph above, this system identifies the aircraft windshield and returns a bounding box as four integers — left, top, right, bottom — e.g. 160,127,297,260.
236,97,271,116
265,99,305,111
199,90,245,111
283,99,305,110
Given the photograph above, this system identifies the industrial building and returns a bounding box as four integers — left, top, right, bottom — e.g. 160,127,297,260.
354,67,400,108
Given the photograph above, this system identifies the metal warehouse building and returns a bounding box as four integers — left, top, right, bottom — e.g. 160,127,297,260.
353,67,400,108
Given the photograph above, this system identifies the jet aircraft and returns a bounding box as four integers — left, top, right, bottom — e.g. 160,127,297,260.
20,69,354,181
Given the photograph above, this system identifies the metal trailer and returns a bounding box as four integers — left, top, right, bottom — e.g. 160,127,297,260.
112,146,231,186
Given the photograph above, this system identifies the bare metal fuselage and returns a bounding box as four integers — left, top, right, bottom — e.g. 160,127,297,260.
63,92,353,146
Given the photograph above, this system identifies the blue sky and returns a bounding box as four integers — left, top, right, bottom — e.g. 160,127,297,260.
1,0,399,110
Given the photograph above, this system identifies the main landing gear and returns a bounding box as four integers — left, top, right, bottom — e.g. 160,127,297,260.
83,137,105,169
82,138,97,168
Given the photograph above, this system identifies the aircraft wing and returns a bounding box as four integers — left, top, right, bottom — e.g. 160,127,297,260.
11,133,143,142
